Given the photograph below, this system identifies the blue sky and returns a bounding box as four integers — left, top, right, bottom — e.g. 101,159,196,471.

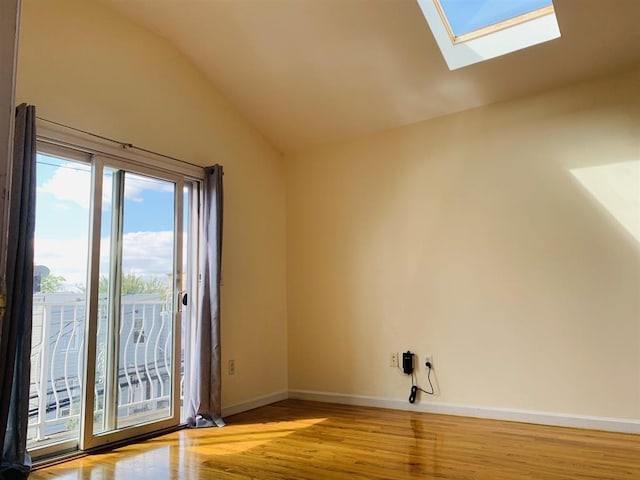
35,154,179,288
439,0,553,36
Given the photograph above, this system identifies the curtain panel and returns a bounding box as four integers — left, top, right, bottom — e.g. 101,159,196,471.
0,104,36,479
185,164,224,428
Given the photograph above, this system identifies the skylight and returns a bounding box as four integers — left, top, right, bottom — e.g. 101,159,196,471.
417,0,561,70
438,0,553,38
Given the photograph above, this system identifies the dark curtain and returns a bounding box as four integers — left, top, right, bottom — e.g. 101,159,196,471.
0,104,36,479
185,164,224,428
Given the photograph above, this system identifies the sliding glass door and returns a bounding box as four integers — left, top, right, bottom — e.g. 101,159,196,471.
28,142,189,456
82,157,183,449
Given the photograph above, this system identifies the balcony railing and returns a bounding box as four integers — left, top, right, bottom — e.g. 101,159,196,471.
28,293,182,448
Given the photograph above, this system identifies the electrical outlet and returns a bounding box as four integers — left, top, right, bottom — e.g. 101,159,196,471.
228,359,235,375
390,352,398,368
424,354,433,368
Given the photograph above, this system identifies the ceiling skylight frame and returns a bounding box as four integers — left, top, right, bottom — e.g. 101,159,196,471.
417,0,561,70
434,1,555,44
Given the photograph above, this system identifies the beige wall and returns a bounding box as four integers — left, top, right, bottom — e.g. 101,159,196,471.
286,69,640,420
17,0,288,408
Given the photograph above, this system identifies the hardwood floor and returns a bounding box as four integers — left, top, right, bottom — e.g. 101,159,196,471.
31,399,640,479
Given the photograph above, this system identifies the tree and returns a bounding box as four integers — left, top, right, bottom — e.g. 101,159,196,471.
40,274,66,293
98,272,170,297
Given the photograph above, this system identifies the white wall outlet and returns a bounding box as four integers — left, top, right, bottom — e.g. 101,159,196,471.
228,359,235,375
424,354,433,368
390,352,399,368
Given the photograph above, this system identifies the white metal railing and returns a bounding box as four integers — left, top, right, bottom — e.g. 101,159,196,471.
28,293,181,447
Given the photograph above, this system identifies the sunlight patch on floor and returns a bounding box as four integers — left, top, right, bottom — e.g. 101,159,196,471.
191,417,328,455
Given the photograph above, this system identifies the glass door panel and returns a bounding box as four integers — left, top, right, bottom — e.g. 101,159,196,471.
28,146,92,455
117,172,176,428
180,182,195,423
83,159,182,448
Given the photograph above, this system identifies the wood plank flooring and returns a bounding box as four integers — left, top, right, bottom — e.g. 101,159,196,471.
31,399,640,479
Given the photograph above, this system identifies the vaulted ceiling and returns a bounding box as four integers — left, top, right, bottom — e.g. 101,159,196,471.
99,0,640,153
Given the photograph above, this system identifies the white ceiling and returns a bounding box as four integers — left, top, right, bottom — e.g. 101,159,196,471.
99,0,640,154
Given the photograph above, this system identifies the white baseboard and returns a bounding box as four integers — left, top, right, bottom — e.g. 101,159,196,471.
288,389,640,435
222,390,289,417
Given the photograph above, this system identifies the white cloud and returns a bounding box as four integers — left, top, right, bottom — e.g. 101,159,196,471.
38,168,91,209
99,230,185,279
35,236,90,285
126,174,174,203
36,231,183,289
38,168,174,209
102,231,175,278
